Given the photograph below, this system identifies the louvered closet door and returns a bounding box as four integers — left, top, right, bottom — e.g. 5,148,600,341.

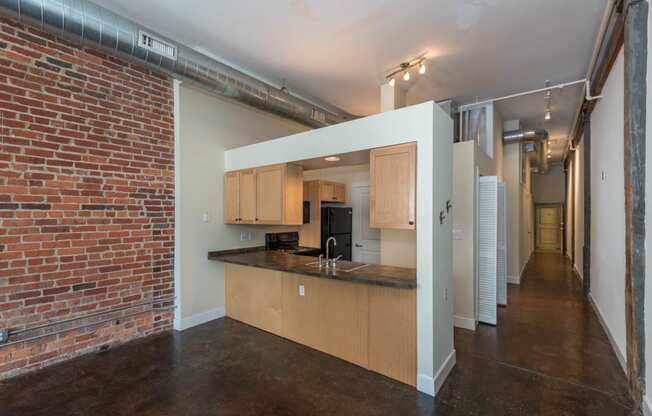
497,182,507,306
478,176,498,325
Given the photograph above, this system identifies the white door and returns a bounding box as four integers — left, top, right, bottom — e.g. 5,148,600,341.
497,182,507,306
478,176,498,325
351,186,381,263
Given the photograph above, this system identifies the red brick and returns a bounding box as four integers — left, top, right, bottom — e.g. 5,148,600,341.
0,16,174,380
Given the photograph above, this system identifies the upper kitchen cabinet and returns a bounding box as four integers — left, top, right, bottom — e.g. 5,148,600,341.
319,181,346,203
369,143,417,230
224,163,303,226
224,169,257,224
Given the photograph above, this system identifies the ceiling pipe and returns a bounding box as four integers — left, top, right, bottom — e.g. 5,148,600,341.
503,129,549,143
503,129,550,174
0,0,357,128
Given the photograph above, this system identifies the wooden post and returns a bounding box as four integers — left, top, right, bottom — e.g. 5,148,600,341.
623,0,647,404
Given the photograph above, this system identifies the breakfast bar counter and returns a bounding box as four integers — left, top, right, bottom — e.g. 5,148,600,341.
208,247,417,386
208,248,417,289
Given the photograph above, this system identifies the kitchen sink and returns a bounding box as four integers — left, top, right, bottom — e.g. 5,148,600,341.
304,261,370,273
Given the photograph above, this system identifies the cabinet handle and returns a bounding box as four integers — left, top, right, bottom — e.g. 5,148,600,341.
408,221,415,225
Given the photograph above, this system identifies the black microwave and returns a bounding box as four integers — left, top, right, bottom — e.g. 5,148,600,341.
303,201,310,224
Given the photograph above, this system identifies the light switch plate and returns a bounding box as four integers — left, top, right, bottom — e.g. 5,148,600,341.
299,285,305,297
202,212,210,223
452,229,464,240
240,231,247,241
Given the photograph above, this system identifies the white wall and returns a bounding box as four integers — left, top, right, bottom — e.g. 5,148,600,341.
573,141,585,278
176,84,307,329
565,155,574,260
532,164,565,204
452,142,476,330
503,143,521,280
225,101,455,397
590,50,627,367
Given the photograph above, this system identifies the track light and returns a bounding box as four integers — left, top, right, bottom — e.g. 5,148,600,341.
384,54,428,85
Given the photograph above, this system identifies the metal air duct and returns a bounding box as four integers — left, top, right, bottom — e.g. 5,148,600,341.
503,128,550,174
0,0,356,128
503,129,549,143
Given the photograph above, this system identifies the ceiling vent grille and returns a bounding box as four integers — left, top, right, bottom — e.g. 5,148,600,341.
138,31,177,60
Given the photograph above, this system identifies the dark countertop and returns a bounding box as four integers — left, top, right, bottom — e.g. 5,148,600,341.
208,248,417,290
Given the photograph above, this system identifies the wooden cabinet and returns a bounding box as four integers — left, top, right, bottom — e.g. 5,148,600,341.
369,143,417,229
223,172,240,224
319,181,346,203
224,163,303,225
224,265,416,386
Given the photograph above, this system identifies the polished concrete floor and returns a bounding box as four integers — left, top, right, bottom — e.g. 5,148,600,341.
0,253,635,415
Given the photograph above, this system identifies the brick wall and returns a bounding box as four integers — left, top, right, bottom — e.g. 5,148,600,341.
0,16,175,378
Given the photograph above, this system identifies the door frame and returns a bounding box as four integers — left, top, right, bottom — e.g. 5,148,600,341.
534,203,563,253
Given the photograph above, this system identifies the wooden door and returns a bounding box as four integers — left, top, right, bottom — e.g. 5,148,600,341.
536,205,562,251
224,171,240,224
369,143,416,229
239,169,256,224
256,164,285,224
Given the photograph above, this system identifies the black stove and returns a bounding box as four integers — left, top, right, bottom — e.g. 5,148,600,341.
265,232,321,257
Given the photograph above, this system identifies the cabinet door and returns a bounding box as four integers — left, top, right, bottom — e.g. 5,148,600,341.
320,181,334,201
224,171,240,224
332,183,346,203
370,143,416,229
239,169,257,224
256,164,285,224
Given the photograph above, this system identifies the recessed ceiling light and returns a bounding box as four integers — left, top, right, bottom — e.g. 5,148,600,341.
324,156,341,162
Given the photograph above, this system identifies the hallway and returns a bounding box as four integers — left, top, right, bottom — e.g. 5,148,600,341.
0,254,635,415
443,252,634,414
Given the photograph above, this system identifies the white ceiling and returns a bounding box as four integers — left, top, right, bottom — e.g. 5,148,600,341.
101,0,607,161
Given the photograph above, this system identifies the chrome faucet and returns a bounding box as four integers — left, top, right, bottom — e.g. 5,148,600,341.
325,236,337,267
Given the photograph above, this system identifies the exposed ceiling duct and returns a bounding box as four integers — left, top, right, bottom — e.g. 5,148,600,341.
0,0,356,128
503,128,550,174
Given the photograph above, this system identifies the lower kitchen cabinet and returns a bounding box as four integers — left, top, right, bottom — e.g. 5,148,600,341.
224,264,416,386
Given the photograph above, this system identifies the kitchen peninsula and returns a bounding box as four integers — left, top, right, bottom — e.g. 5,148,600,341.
208,248,417,386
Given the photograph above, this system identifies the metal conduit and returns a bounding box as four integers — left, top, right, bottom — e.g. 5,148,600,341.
0,0,357,128
1,296,175,347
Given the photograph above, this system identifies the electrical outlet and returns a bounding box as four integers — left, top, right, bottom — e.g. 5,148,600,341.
248,231,253,241
298,285,305,297
0,329,8,344
444,288,448,301
240,231,247,241
202,212,210,223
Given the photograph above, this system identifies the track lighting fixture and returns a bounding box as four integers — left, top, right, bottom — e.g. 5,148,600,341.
384,54,428,86
544,80,552,121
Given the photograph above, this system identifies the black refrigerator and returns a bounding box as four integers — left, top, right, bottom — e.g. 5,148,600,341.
321,207,352,261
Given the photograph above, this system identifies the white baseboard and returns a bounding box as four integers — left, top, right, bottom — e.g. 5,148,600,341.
643,395,652,416
434,349,456,394
587,293,627,375
175,306,225,331
454,316,477,331
507,275,520,285
416,373,435,396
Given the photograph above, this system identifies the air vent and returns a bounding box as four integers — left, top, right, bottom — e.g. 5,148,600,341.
138,31,177,60
311,108,326,123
